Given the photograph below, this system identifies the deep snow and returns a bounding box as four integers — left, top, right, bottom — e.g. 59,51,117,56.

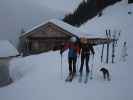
0,1,133,100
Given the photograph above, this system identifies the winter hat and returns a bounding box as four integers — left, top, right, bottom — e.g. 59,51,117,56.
70,37,77,43
80,37,88,44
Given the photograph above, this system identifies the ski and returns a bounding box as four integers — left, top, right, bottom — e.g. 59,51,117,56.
78,73,82,83
84,73,89,84
112,33,116,63
90,70,93,80
65,74,75,82
101,44,104,63
106,29,111,64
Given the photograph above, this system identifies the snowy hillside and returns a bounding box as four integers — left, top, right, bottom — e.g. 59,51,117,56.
0,1,133,100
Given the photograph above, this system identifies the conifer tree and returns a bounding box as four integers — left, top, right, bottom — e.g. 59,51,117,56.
63,0,122,26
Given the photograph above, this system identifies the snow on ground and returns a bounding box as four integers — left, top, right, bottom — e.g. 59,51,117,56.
0,1,133,100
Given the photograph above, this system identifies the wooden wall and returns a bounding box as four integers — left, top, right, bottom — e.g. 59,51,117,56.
20,23,72,56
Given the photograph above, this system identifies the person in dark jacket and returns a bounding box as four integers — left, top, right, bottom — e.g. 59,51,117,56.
60,37,80,77
79,38,95,76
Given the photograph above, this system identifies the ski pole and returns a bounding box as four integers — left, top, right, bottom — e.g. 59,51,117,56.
90,54,94,80
60,53,63,80
76,55,79,74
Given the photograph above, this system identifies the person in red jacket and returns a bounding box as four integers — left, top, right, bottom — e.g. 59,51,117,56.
60,37,80,77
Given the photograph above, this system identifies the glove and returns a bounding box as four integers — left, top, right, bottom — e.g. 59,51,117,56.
60,49,64,55
60,50,63,55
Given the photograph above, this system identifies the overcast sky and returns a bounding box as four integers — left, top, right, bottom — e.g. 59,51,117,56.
0,0,82,46
0,0,82,14
39,0,82,12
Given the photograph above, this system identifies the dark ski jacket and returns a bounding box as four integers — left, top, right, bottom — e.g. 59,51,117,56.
80,44,95,55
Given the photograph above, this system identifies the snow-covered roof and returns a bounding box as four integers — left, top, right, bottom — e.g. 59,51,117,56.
0,40,19,58
22,19,105,39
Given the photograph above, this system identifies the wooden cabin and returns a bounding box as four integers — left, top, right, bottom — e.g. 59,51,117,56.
19,19,113,56
19,19,77,56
